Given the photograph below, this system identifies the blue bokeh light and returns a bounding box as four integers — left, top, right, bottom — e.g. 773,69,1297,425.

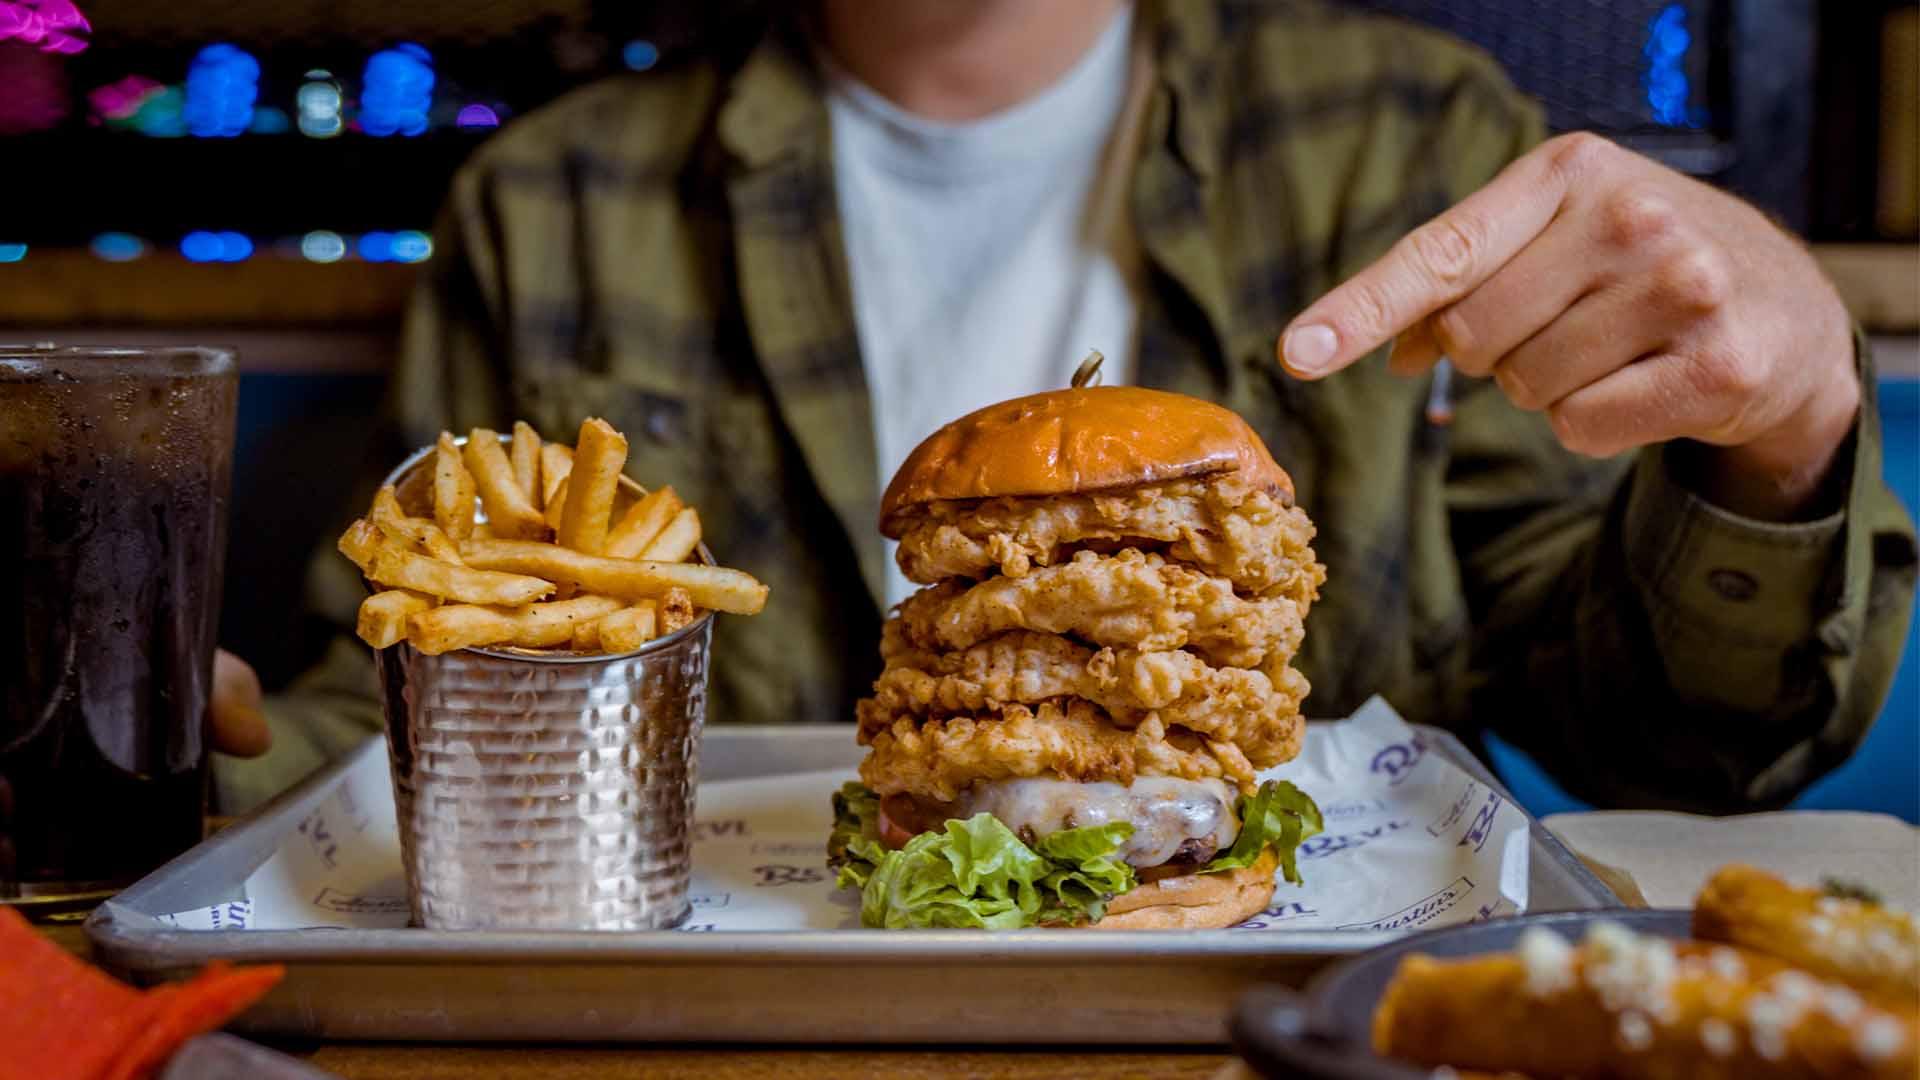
622,40,659,71
1642,4,1705,129
0,244,26,264
361,44,435,137
180,231,224,262
183,43,260,138
297,70,343,138
249,105,291,134
180,230,252,262
90,232,147,261
301,230,347,263
359,231,395,262
389,230,433,263
217,231,254,261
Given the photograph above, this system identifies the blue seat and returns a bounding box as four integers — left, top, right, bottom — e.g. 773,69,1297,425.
1489,377,1920,822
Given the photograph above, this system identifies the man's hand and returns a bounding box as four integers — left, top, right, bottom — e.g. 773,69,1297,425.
1278,133,1859,520
212,649,271,757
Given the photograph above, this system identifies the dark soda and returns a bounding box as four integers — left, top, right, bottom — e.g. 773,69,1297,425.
0,347,235,905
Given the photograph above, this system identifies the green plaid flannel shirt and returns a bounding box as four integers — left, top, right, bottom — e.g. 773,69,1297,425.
222,0,1916,815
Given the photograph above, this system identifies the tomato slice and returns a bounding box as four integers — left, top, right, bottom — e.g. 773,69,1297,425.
877,794,925,849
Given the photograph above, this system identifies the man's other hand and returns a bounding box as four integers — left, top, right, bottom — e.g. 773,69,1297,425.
212,649,271,757
1279,133,1859,521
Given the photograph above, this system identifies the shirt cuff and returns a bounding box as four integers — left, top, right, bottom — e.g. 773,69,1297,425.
1623,325,1884,661
1623,444,1846,653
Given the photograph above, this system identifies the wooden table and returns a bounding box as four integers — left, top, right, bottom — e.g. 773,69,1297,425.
300,1045,1232,1079
37,920,1236,1079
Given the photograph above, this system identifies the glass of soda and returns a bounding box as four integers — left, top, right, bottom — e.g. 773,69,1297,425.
0,345,237,911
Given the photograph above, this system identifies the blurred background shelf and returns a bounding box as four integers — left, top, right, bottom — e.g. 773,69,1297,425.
0,250,417,329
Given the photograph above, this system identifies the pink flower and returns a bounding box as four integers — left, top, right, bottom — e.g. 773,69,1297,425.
0,1,92,54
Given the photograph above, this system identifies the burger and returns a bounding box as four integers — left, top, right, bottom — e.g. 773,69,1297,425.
828,386,1327,929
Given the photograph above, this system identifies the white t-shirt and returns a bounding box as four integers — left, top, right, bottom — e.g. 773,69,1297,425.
825,6,1139,608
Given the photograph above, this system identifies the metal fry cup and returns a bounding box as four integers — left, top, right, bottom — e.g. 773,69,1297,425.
372,438,711,930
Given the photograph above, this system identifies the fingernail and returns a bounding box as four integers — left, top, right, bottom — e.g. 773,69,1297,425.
1283,324,1338,375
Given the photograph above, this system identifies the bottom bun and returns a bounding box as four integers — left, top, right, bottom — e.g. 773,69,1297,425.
1090,849,1280,930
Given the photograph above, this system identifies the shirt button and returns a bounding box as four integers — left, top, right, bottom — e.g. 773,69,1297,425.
645,407,679,444
1707,568,1759,602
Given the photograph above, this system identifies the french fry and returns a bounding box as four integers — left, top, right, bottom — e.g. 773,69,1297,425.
605,486,683,559
337,518,383,571
356,589,435,649
510,421,541,506
432,432,478,541
658,588,696,634
346,417,766,656
405,595,623,656
557,417,627,555
596,603,657,652
459,539,767,614
367,542,554,606
570,614,602,652
540,442,573,505
639,507,701,562
464,429,547,540
370,486,465,564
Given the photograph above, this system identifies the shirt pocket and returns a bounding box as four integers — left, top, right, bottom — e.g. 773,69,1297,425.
512,370,702,499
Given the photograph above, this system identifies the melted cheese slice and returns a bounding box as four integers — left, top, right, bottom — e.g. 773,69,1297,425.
957,776,1240,868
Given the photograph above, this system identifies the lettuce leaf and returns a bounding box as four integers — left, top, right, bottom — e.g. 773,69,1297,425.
827,782,885,890
827,779,1321,927
1201,780,1323,884
860,814,1049,929
827,785,1139,929
1035,821,1138,924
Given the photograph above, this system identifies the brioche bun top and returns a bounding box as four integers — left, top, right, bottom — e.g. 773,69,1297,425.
880,387,1294,538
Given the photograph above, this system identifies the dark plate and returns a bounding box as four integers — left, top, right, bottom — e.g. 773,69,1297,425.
1230,908,1695,1079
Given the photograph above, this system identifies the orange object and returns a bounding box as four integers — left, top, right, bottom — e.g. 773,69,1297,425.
878,386,1297,536
0,907,283,1080
1694,863,1919,1005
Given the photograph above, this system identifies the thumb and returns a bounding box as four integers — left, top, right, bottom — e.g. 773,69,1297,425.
211,649,272,757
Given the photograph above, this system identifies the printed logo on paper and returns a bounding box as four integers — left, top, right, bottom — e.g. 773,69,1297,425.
1335,876,1474,931
1298,819,1409,860
692,818,751,842
1368,733,1427,786
1229,900,1319,930
1426,780,1478,837
1457,790,1502,853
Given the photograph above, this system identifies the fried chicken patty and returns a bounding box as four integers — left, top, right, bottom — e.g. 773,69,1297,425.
865,629,1307,767
890,474,1325,599
893,548,1307,669
858,698,1258,802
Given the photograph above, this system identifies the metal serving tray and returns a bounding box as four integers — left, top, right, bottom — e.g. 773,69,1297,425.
86,724,1619,1045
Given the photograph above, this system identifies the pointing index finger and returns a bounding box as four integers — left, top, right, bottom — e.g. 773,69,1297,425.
1279,138,1578,379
